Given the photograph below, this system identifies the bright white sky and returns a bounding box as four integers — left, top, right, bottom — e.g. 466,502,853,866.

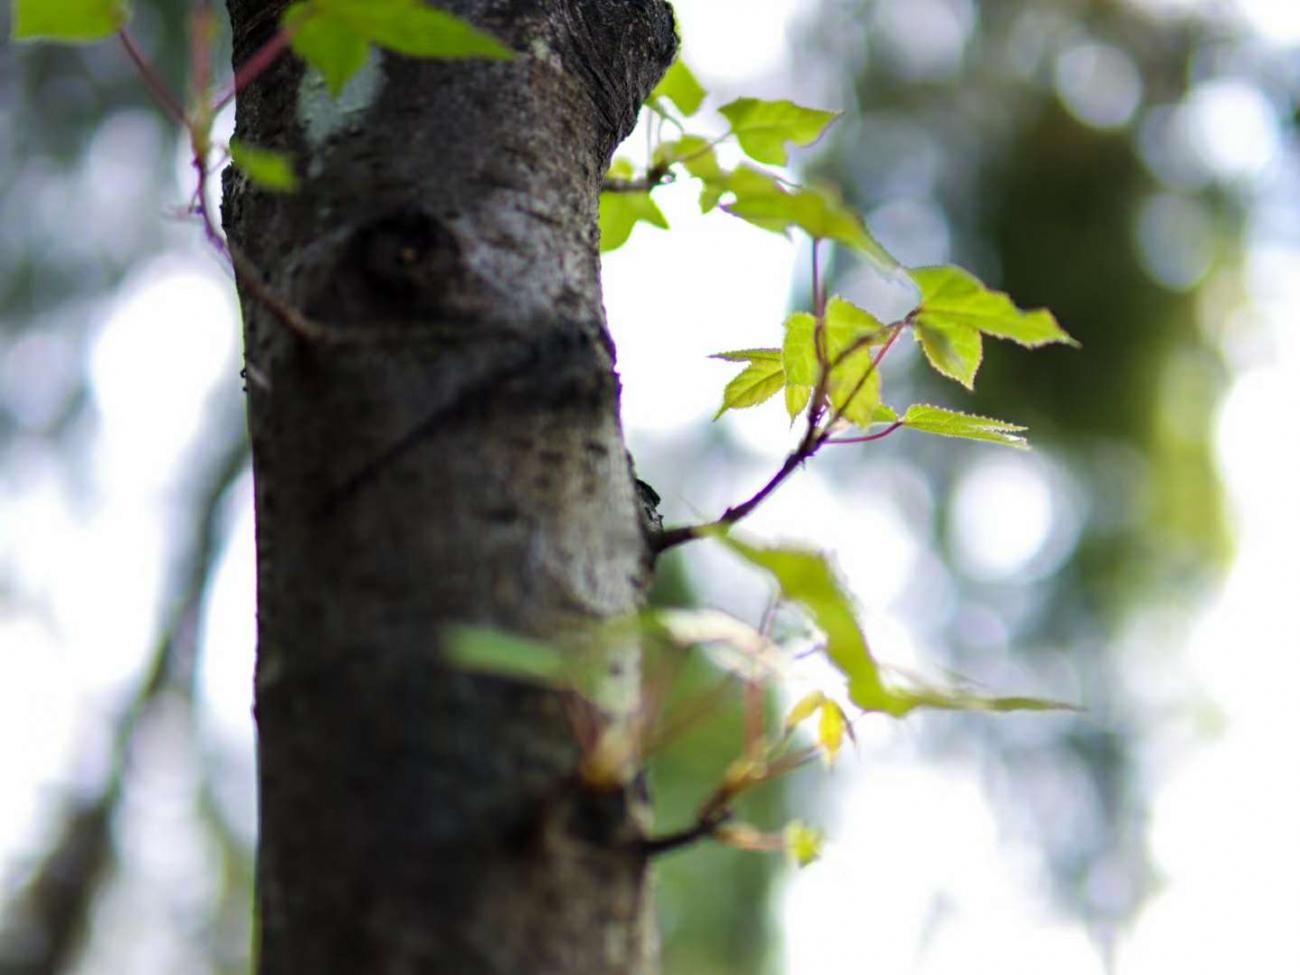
2,0,1299,971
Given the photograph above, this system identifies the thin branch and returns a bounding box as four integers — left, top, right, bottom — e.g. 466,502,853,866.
212,28,292,113
227,243,338,342
653,448,807,553
190,1,217,108
654,316,913,554
670,131,731,168
641,674,741,755
191,157,229,258
811,238,826,321
745,598,779,752
118,30,186,124
825,420,905,445
640,807,733,858
601,167,673,193
607,129,730,195
186,147,339,344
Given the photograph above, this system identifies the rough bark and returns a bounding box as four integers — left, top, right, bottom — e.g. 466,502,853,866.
221,2,676,972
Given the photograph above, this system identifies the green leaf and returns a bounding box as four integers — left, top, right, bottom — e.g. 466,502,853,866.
284,2,370,96
650,58,706,117
723,179,898,272
655,135,725,184
817,699,847,763
914,317,982,389
284,0,510,97
718,97,838,165
782,311,817,420
784,821,824,867
710,348,782,363
12,0,130,41
719,535,1074,719
444,627,571,685
784,383,811,419
654,608,785,682
721,537,888,705
784,691,827,731
900,404,1028,449
599,159,669,252
697,164,781,214
714,358,786,419
911,265,1078,348
774,302,886,426
340,0,512,61
822,297,886,426
873,684,1080,718
781,312,818,385
228,140,299,193
824,295,883,341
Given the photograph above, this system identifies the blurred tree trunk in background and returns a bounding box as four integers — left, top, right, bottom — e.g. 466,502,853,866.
222,1,675,970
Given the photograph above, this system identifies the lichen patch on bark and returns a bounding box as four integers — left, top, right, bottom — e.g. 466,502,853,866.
295,51,384,163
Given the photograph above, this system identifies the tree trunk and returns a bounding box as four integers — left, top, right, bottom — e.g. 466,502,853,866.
221,2,676,971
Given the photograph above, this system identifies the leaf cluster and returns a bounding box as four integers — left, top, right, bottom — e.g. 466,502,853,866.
602,60,895,269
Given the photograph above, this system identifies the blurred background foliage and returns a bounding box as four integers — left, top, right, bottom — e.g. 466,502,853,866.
795,0,1288,957
2,0,1297,972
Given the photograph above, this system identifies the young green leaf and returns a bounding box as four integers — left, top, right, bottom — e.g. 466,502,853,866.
444,627,572,685
914,317,982,389
911,265,1078,348
721,537,888,705
721,756,771,796
284,0,511,97
655,135,725,184
284,2,371,96
654,608,785,682
720,536,1071,719
822,297,886,426
12,0,130,42
340,0,512,61
711,348,782,363
824,295,884,342
773,301,887,426
696,164,782,214
782,311,818,420
228,140,299,193
784,691,827,732
650,58,706,117
900,404,1028,449
817,699,847,763
714,357,786,419
917,690,1079,713
781,313,818,386
599,160,669,252
872,683,1080,719
784,692,857,763
724,180,898,272
718,98,838,165
784,821,824,867
12,0,130,41
580,722,642,789
784,383,812,420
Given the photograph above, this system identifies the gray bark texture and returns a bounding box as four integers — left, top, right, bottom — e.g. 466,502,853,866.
220,2,677,972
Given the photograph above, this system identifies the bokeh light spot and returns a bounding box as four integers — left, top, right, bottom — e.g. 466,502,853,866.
1055,42,1143,130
